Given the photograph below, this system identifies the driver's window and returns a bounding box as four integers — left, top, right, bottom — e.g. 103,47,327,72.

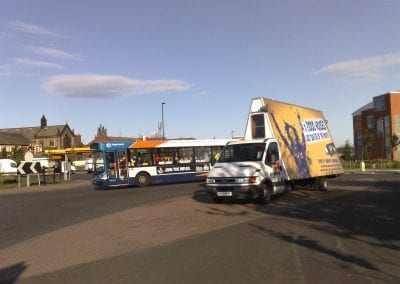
265,142,279,164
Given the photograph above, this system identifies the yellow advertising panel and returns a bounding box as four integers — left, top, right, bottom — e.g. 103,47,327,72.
263,98,343,179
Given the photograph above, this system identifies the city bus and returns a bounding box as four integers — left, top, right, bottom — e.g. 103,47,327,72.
91,139,232,188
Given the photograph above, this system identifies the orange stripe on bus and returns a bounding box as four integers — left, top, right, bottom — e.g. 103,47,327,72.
129,140,165,149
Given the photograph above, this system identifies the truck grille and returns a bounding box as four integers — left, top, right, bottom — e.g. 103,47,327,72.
214,178,236,183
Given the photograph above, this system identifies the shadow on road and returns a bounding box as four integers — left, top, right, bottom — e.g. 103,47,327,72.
0,262,28,283
193,175,400,279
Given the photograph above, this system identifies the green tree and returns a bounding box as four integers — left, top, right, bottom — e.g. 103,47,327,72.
12,147,24,162
97,124,107,136
1,147,7,158
392,134,400,151
342,140,352,161
362,132,374,160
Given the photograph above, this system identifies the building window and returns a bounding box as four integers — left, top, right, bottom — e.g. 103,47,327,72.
367,115,374,129
63,135,71,148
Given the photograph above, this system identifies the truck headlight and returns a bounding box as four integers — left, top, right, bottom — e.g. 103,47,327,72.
206,178,215,184
248,176,257,183
236,176,257,184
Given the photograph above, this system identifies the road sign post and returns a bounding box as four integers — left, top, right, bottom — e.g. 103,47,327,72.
17,162,43,188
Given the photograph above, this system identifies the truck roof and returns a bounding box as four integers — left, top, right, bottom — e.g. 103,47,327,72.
250,97,322,113
227,139,269,145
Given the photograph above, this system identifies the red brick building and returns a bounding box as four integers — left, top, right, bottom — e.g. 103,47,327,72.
352,91,400,160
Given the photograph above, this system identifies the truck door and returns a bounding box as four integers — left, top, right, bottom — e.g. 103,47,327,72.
264,141,286,193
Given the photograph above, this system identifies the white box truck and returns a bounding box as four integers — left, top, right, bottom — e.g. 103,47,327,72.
206,97,344,203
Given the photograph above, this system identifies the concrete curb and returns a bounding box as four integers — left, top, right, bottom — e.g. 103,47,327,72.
345,169,400,175
0,179,91,195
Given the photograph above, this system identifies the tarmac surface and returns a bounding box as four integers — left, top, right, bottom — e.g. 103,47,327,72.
0,172,399,283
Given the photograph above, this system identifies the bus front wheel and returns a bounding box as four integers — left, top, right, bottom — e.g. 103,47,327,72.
136,172,151,187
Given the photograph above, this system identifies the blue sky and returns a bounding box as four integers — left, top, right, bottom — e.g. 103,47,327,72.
1,0,400,145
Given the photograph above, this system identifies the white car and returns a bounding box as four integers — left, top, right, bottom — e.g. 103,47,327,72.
0,159,18,175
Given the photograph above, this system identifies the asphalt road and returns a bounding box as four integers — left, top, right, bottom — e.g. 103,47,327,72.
0,173,399,283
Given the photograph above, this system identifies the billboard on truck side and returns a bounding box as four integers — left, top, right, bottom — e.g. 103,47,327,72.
245,98,343,180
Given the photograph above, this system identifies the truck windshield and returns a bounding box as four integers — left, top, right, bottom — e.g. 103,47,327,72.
218,143,266,162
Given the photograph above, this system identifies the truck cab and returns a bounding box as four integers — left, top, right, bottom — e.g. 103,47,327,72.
206,139,288,204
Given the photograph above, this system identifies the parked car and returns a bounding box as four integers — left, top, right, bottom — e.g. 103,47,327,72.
0,159,18,175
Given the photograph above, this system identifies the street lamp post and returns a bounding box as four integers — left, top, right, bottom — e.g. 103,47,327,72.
162,102,165,140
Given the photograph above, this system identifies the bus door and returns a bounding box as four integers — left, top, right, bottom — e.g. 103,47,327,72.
105,150,129,185
105,151,117,182
117,150,128,184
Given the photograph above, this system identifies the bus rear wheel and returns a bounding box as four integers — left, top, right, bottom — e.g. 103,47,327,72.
136,172,151,187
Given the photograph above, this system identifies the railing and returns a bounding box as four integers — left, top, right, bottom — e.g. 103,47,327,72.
341,159,400,170
0,165,69,188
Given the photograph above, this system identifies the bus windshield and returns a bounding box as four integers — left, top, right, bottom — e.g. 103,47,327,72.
92,151,105,172
218,143,266,163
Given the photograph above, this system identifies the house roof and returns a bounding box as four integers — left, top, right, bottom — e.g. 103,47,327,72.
88,135,137,145
0,124,73,140
0,127,41,140
0,133,31,145
36,125,69,138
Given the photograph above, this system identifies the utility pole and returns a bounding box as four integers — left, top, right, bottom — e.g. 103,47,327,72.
162,102,166,140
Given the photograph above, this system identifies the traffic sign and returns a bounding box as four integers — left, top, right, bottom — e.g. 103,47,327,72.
17,162,43,175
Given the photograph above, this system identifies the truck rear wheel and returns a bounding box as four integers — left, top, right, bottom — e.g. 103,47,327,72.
258,184,272,204
317,177,328,191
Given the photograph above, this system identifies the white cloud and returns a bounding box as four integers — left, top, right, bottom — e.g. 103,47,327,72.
13,58,63,69
25,46,83,60
5,20,68,38
315,52,400,82
0,58,63,75
43,74,192,99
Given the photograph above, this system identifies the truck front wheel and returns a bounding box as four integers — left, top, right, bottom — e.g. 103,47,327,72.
258,184,272,204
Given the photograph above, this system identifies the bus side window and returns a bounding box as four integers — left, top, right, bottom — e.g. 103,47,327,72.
159,148,175,165
178,147,194,164
211,146,223,164
129,149,137,167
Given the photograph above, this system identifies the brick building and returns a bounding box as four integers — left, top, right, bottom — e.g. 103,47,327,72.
352,91,400,160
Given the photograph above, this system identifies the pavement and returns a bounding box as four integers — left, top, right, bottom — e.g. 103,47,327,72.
344,169,400,175
0,178,91,195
